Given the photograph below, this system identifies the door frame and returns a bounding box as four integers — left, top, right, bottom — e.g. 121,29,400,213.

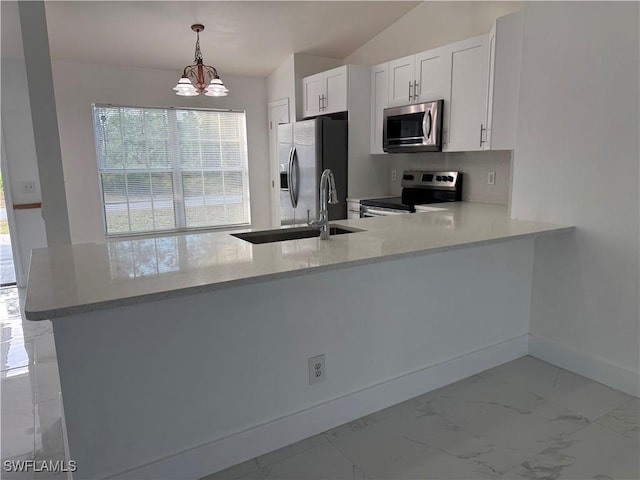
268,98,290,227
0,125,25,286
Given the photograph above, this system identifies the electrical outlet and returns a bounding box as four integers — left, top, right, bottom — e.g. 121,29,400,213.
22,180,36,194
487,172,496,185
391,170,397,181
308,354,325,385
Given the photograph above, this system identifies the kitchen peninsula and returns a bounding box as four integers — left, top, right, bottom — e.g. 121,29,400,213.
25,202,572,479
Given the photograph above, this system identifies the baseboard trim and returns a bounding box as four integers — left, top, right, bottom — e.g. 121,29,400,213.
111,335,529,479
529,334,640,398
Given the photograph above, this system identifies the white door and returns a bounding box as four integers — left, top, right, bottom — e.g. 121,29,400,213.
370,63,389,154
444,35,489,152
388,55,415,107
323,66,348,114
302,73,323,118
414,46,448,104
268,99,290,227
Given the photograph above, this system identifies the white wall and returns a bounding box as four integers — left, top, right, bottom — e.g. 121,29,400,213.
345,1,522,66
267,55,296,122
511,2,640,395
52,61,270,244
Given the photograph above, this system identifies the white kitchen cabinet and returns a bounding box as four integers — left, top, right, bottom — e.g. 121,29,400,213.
388,55,415,106
370,62,389,154
414,46,449,104
302,72,324,118
347,199,361,219
442,35,490,152
443,12,523,152
388,47,448,108
484,10,523,150
302,65,348,118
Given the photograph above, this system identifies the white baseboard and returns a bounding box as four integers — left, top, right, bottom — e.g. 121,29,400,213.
529,334,640,398
111,335,529,479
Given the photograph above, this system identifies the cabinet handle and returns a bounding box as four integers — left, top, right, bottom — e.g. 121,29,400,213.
479,124,486,147
414,80,419,100
408,81,413,101
322,94,327,111
318,95,322,112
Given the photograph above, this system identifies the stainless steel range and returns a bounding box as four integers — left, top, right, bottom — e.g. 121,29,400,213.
360,170,462,218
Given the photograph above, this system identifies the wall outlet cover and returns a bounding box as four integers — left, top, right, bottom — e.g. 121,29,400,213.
22,180,37,193
391,170,397,181
308,354,325,385
487,172,496,185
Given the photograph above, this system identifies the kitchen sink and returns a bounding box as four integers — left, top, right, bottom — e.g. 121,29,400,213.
232,225,362,244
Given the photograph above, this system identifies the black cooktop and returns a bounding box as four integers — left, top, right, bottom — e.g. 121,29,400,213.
360,197,416,212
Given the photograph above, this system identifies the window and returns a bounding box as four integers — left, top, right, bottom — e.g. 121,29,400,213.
93,104,250,236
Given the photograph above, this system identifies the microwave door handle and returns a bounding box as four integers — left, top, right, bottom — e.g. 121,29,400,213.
423,110,433,141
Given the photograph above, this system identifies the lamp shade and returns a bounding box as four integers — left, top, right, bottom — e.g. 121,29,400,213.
204,78,229,97
173,76,199,96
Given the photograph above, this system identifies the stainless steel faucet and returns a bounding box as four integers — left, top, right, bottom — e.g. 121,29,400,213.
308,168,338,240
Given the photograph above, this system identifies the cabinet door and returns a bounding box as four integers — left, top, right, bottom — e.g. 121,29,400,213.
444,35,489,152
323,66,348,114
484,24,496,150
302,73,324,118
370,63,389,154
388,55,415,107
414,46,448,104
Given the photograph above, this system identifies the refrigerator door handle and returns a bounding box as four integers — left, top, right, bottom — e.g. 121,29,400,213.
288,146,298,208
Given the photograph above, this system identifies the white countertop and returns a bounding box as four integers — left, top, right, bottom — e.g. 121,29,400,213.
25,202,573,320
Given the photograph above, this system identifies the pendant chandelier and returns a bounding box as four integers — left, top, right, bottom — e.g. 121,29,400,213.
173,24,228,97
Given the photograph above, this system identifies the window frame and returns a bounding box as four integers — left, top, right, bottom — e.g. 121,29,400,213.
92,103,252,238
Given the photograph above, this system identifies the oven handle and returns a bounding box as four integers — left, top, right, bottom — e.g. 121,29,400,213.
361,206,409,217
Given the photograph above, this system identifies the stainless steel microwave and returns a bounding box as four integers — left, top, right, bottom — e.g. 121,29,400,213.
383,100,444,153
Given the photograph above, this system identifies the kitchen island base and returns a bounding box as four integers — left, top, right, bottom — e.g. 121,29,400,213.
52,237,535,479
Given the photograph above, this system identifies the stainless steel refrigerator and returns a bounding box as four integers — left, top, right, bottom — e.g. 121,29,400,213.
278,118,347,225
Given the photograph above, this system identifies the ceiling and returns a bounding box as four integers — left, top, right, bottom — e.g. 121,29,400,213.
3,1,421,77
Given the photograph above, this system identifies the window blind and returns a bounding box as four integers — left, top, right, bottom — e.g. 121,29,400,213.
93,105,250,235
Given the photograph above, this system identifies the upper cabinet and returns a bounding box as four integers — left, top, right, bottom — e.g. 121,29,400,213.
485,10,523,150
370,63,389,154
442,35,490,152
302,65,348,118
388,47,448,107
372,10,523,153
443,11,523,151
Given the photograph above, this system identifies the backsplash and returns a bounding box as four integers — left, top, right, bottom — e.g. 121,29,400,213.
386,150,512,205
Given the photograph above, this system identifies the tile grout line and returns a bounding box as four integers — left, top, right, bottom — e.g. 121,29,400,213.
322,433,372,480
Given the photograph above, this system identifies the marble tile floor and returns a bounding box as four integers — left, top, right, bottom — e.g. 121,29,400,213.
206,357,639,480
1,284,638,480
1,286,67,479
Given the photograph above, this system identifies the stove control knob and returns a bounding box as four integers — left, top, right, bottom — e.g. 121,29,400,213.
447,176,454,182
436,176,442,181
403,174,414,181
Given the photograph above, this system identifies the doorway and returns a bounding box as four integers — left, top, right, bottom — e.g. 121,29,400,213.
0,137,18,286
0,171,16,286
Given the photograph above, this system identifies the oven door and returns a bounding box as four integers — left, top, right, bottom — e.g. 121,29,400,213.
360,205,411,218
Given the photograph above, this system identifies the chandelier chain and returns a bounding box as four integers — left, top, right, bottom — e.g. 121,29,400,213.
194,31,203,63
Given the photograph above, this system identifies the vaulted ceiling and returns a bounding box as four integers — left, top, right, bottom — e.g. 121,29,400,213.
2,1,421,77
